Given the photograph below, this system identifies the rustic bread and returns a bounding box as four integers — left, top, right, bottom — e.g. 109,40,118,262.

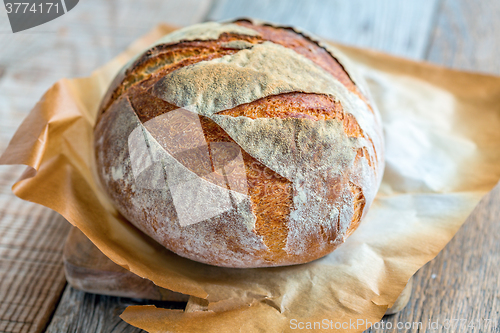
94,19,384,268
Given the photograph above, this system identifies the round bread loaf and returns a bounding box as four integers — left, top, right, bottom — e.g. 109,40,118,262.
94,19,384,268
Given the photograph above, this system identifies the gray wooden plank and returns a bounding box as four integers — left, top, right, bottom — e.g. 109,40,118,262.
0,204,70,333
207,0,441,59
427,0,500,75
45,287,185,333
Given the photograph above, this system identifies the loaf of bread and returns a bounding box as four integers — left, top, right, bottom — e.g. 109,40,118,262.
94,19,384,268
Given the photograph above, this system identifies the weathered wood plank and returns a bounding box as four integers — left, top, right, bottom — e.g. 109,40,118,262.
427,0,500,75
207,0,441,60
45,287,185,333
63,227,189,302
0,201,70,333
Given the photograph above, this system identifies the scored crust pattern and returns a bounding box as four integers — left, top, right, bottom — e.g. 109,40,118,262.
94,19,384,267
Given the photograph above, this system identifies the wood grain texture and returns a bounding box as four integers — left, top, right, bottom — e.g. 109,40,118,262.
64,228,189,302
427,0,500,75
0,191,70,333
45,287,185,333
207,0,440,59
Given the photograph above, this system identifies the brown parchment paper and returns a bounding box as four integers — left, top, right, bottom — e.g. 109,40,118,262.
2,23,500,333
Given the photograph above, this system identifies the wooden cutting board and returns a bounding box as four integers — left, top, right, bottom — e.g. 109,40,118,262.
63,227,189,302
63,227,412,314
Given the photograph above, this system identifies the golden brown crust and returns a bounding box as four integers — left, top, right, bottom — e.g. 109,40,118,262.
94,20,382,267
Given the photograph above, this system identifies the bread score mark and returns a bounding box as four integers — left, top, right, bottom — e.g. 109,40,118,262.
99,22,262,118
211,115,372,255
234,18,373,102
101,39,262,119
99,97,259,231
149,21,261,49
151,41,381,179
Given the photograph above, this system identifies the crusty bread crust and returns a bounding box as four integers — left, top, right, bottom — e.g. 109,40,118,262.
94,20,384,267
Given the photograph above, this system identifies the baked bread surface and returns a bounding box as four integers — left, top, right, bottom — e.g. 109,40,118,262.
94,19,384,267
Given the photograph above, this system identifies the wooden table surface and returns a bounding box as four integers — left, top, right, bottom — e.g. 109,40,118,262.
0,1,499,332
